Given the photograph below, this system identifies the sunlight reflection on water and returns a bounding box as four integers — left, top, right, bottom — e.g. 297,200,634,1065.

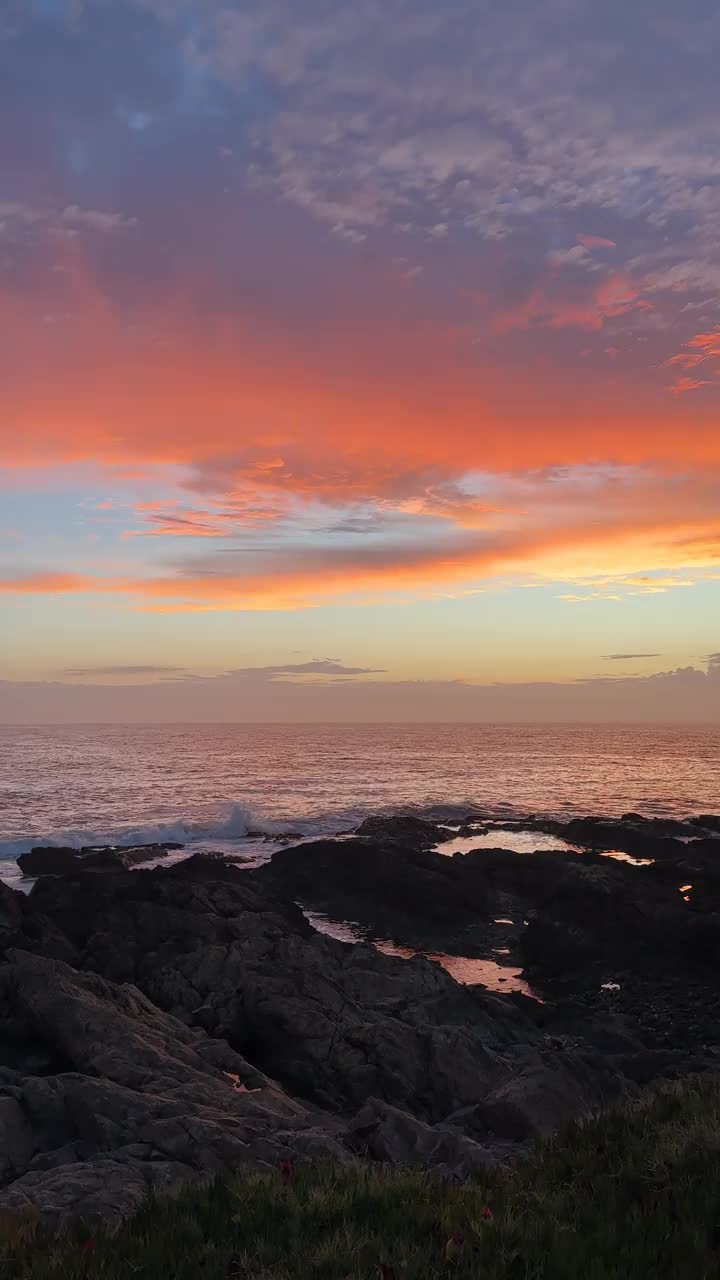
302,908,542,1001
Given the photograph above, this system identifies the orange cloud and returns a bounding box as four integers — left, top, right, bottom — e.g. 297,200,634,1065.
127,504,282,537
1,252,719,489
492,273,650,335
2,512,719,611
0,572,97,593
670,376,712,395
666,326,720,391
687,328,720,359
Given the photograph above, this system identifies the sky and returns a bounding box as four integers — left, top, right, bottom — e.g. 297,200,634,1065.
0,0,719,722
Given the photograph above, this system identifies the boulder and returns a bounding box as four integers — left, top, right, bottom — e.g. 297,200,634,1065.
465,1065,602,1141
17,843,181,878
0,1096,36,1185
692,815,720,835
0,882,24,950
0,882,80,969
559,819,684,859
345,1098,500,1176
352,815,448,847
0,1157,196,1225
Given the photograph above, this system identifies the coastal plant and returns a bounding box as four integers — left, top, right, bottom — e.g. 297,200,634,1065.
2,1077,720,1278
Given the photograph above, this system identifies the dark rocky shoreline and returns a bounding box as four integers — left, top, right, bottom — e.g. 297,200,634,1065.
1,809,719,1222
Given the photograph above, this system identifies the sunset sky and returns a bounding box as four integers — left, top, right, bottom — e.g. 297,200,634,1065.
1,0,719,721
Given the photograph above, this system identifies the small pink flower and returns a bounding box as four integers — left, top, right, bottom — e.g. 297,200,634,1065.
278,1159,295,1184
80,1238,96,1258
481,1205,494,1222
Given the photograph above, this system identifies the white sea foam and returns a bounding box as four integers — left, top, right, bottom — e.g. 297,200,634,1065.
0,798,491,863
0,802,301,861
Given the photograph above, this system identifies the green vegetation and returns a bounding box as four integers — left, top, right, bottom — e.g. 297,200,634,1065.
3,1078,720,1279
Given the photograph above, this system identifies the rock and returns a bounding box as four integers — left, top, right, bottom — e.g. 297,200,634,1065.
0,882,80,970
17,843,181,878
558,819,684,859
256,836,493,951
0,1157,196,1226
465,1065,605,1140
27,865,612,1134
345,1098,500,1176
0,948,349,1220
0,883,24,950
619,814,698,838
0,1096,36,1185
691,815,720,835
352,815,448,847
164,851,250,882
3,809,719,1224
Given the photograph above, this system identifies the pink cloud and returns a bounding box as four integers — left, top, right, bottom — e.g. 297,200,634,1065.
494,272,647,334
577,234,617,250
687,327,720,358
128,503,281,537
669,376,712,395
666,326,720,390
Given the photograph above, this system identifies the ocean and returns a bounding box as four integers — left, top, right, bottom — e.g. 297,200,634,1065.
2,720,717,995
1,721,718,871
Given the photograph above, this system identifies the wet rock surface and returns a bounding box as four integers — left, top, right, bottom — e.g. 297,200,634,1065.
2,810,719,1222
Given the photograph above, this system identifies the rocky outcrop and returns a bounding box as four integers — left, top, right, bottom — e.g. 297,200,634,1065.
0,947,348,1222
0,880,79,970
0,854,641,1220
1,807,719,1224
256,823,720,974
345,1098,500,1176
26,863,600,1125
352,815,452,847
256,815,720,1073
256,835,494,952
17,842,181,878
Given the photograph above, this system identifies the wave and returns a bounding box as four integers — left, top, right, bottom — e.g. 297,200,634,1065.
0,802,305,861
0,797,523,863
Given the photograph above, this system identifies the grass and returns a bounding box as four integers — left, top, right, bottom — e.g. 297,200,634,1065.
3,1077,720,1279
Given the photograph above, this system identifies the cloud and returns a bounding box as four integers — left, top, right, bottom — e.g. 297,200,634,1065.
666,328,720,392
603,653,662,661
128,503,282,537
492,272,650,334
64,664,187,676
248,659,384,678
1,656,717,724
60,659,382,681
61,206,137,233
2,476,720,611
0,201,137,241
0,572,96,593
577,235,617,250
2,0,720,667
669,376,713,395
559,593,622,603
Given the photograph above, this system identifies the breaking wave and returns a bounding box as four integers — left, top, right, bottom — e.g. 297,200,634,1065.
0,797,494,864
0,803,301,861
